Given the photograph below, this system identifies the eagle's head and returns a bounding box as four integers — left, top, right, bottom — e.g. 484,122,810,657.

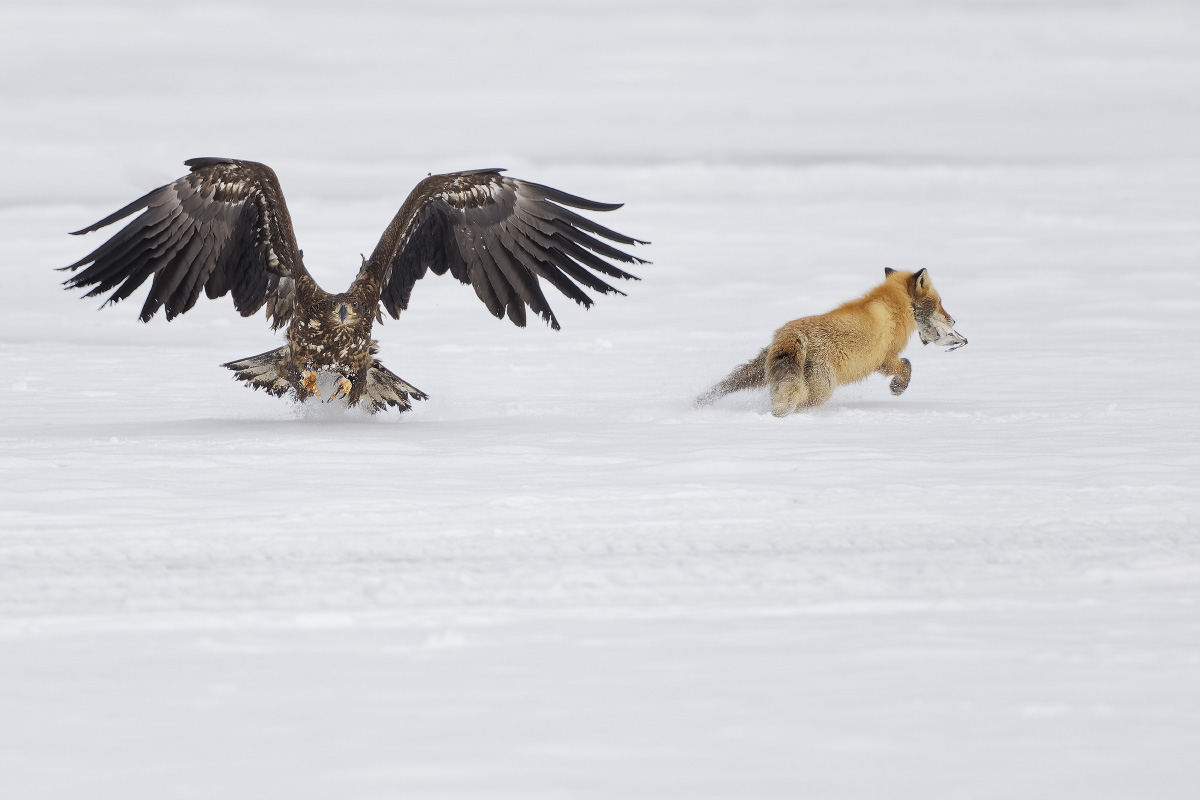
329,295,364,327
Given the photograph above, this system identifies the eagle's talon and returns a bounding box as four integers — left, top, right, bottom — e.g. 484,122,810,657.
332,376,352,400
301,370,320,397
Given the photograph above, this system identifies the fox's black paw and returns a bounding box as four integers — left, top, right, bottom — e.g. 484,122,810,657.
889,358,912,395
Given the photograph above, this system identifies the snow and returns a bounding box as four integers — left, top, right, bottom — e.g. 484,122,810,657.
1,1,1199,797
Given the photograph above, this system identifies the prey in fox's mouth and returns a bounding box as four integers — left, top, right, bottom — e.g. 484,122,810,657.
913,290,967,352
917,310,968,351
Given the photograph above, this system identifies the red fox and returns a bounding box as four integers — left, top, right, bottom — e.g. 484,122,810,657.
696,268,966,415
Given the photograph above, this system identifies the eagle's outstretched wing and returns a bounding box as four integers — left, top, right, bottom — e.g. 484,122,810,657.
61,158,303,329
361,170,647,330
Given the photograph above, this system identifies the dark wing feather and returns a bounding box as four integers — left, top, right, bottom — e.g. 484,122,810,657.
61,157,303,329
360,170,647,330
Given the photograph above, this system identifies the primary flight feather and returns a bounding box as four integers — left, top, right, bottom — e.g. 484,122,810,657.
62,158,647,412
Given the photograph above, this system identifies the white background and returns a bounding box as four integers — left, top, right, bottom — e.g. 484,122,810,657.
1,1,1197,797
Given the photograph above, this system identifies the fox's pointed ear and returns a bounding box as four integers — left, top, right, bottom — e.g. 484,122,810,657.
884,267,896,276
912,268,929,294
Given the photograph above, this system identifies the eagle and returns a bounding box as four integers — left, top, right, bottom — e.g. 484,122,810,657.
61,158,646,412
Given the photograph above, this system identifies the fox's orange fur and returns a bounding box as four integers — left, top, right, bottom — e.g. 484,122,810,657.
696,269,964,415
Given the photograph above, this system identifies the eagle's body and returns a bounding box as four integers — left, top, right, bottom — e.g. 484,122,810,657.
225,277,407,411
62,159,646,412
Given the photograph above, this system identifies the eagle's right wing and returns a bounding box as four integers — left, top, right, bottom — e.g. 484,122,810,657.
61,157,303,329
361,169,648,330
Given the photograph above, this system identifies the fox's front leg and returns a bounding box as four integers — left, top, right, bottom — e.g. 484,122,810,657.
879,357,912,396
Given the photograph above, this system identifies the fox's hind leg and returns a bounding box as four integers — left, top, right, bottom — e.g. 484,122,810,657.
801,363,835,408
879,357,912,396
766,332,810,416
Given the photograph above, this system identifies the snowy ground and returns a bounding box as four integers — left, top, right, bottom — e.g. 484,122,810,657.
2,1,1198,797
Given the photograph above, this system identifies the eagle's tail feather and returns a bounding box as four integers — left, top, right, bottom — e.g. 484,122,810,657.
222,346,293,397
222,345,428,413
359,359,428,414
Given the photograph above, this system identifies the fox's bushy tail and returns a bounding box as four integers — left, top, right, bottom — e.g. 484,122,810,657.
695,347,769,406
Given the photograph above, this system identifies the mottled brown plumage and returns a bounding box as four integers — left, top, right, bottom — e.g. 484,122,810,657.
62,158,647,412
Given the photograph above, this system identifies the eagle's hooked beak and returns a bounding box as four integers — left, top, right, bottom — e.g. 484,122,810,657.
338,303,349,323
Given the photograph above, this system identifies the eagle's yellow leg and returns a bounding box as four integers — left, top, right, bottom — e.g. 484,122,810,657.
302,370,320,397
332,377,352,400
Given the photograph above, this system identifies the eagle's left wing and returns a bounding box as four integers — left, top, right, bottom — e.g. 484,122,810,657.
60,158,304,329
361,170,647,330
